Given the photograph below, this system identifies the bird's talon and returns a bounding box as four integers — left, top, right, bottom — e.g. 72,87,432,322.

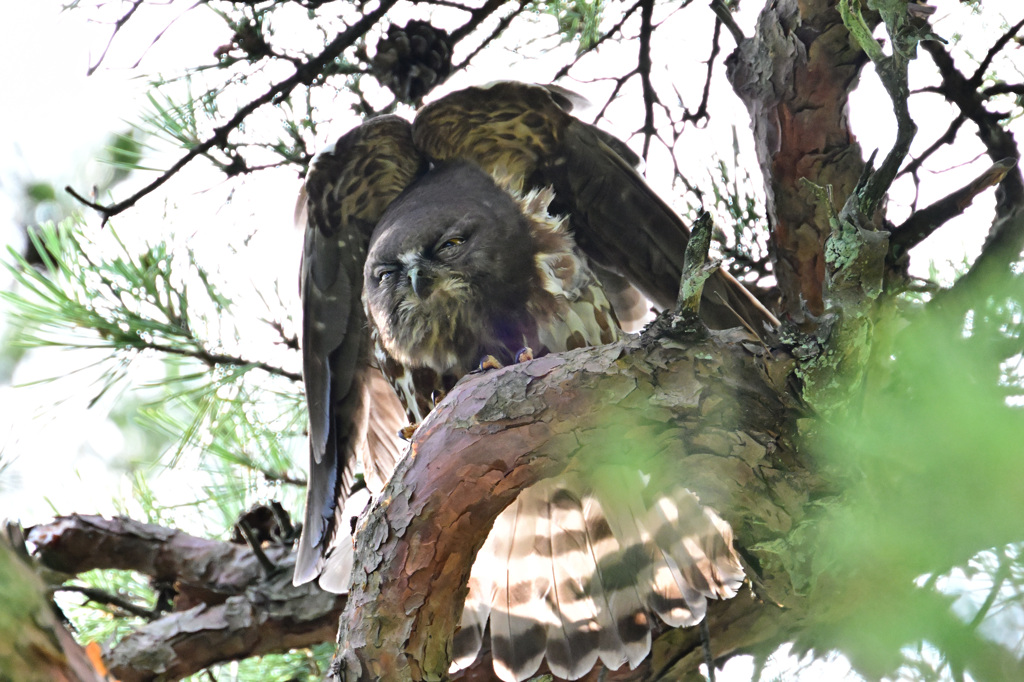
399,423,419,441
515,347,534,363
479,355,503,371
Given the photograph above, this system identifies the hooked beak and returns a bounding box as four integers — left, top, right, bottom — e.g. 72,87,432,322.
408,266,434,299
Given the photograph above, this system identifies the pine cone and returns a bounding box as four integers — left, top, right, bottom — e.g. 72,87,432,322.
372,20,453,104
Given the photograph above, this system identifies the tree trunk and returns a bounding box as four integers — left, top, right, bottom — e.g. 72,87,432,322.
726,0,873,320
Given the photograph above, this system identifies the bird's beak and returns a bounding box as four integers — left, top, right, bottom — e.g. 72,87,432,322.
408,266,434,299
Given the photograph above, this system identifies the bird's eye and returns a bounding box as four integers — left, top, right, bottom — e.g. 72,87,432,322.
376,268,395,283
438,237,465,251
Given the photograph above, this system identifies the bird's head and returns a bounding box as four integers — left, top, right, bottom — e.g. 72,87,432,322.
364,162,537,373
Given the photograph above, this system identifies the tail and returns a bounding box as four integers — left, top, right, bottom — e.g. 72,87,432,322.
450,471,743,682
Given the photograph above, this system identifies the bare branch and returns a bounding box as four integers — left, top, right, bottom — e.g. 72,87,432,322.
552,0,645,81
452,1,529,72
968,16,1024,88
55,584,160,621
66,0,402,223
682,15,722,125
84,0,144,76
922,40,1024,215
897,113,967,180
144,340,302,382
891,158,1018,260
637,0,658,158
710,0,745,44
448,0,510,44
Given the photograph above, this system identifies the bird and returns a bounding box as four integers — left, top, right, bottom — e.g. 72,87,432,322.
294,82,765,681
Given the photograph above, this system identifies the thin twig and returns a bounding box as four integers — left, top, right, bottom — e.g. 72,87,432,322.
709,0,745,44
86,0,144,76
234,520,278,577
637,0,658,158
144,341,302,382
552,0,645,81
897,113,967,179
453,2,529,72
968,16,1024,88
700,617,716,682
66,0,402,223
57,584,159,621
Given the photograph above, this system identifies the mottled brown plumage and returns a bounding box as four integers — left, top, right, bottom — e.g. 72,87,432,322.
295,115,425,585
413,82,778,330
295,82,755,680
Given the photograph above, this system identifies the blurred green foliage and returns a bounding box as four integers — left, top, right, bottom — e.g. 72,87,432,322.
804,271,1024,680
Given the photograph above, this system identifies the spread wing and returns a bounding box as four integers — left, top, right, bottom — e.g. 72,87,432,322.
294,115,427,587
412,81,778,330
294,84,750,679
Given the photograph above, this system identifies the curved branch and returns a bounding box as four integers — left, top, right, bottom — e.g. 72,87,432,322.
333,324,809,681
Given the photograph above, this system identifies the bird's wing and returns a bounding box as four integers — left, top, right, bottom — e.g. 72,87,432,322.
413,81,778,330
294,115,426,587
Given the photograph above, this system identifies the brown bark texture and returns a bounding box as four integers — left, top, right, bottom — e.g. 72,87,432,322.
28,515,345,682
726,0,872,320
333,321,814,681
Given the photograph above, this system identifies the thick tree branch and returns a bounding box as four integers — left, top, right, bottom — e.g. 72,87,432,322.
30,515,288,590
29,515,345,682
333,324,810,681
105,571,343,682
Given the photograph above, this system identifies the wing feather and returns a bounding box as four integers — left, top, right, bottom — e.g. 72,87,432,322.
489,486,553,682
295,115,426,587
544,484,601,680
413,81,778,330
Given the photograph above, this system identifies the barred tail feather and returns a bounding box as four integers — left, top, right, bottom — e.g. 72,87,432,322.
597,477,704,629
654,491,744,601
450,522,504,673
543,485,601,680
490,489,553,682
453,473,743,681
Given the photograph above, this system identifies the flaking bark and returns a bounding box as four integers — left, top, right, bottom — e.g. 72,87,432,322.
29,515,345,682
334,321,812,681
726,0,874,320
